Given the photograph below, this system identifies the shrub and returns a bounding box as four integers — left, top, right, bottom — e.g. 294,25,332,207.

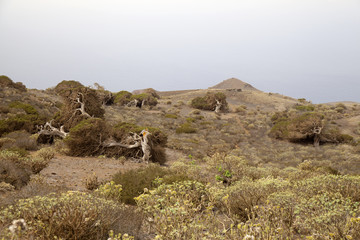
65,118,109,156
190,92,228,112
294,192,359,238
114,90,132,105
0,75,26,92
164,113,178,119
131,93,158,106
94,181,122,202
35,147,56,162
223,177,290,221
0,104,45,137
54,80,84,94
0,182,15,193
0,151,31,189
135,180,213,239
55,86,105,130
9,101,38,115
176,122,197,134
84,172,100,190
113,122,167,146
1,131,37,151
24,156,50,174
0,191,130,240
112,164,168,205
294,104,315,111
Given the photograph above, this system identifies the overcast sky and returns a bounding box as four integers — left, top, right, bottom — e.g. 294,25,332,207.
1,0,359,103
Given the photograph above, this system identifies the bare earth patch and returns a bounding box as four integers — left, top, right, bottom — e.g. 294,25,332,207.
39,148,185,191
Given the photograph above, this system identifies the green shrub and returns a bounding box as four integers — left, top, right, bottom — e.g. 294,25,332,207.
113,122,167,146
294,192,359,238
65,118,109,156
9,101,38,115
135,180,213,239
94,181,122,202
112,164,168,205
54,80,84,94
164,113,178,119
0,191,130,240
223,177,290,221
55,86,105,130
294,104,315,111
1,131,37,151
176,122,197,134
131,93,158,106
0,108,45,137
0,75,26,92
114,90,132,105
190,92,228,112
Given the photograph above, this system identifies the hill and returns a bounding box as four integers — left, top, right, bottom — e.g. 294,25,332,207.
209,78,259,91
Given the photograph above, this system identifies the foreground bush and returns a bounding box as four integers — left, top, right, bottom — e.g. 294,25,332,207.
0,131,37,151
0,191,133,240
0,151,31,189
135,180,216,239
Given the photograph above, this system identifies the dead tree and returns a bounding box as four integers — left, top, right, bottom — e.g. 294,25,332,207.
72,93,91,118
214,99,222,113
37,121,68,144
311,125,323,148
103,129,152,163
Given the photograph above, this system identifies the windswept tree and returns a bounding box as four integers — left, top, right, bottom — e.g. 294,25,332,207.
191,92,228,113
269,111,353,147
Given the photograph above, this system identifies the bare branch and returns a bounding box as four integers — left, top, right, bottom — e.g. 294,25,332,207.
72,93,91,118
102,129,152,163
38,121,68,139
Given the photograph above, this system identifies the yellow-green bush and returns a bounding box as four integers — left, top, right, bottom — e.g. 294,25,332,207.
294,192,359,238
94,181,122,202
35,147,56,162
112,164,168,205
135,180,215,239
0,191,128,240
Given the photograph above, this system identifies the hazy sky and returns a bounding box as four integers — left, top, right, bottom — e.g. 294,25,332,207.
1,0,359,103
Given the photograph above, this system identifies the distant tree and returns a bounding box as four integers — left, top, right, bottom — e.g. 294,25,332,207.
269,112,353,147
191,92,228,112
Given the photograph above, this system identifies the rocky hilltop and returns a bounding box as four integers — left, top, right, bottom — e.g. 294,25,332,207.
209,78,259,91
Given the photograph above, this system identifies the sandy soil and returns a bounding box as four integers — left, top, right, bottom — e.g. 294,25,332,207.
39,148,185,191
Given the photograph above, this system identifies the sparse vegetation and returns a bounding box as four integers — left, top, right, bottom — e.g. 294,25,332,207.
1,78,360,239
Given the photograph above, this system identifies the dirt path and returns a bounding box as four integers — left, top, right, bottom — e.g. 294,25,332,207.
39,148,185,191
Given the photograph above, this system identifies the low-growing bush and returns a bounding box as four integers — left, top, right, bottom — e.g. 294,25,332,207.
112,164,168,205
135,180,214,239
0,191,131,240
94,181,122,202
35,147,56,162
0,156,30,189
1,131,37,151
176,122,197,134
